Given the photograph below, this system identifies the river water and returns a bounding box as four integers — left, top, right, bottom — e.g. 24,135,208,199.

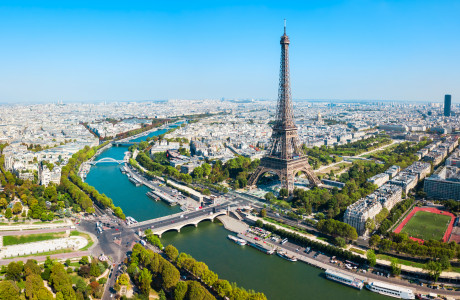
85,128,387,300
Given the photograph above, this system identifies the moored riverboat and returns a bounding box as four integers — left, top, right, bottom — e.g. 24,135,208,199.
366,281,415,299
324,269,363,290
276,250,297,262
227,235,247,246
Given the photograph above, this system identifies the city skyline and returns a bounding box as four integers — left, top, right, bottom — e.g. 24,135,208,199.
0,1,459,103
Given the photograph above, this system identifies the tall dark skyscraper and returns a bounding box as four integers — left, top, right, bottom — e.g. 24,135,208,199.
248,23,320,193
444,94,452,117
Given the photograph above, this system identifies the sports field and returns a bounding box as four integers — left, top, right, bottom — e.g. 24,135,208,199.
400,211,451,241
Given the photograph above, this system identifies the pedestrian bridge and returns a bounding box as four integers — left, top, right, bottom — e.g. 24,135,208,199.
128,206,230,237
89,157,125,165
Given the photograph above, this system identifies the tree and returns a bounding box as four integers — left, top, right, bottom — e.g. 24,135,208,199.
44,256,54,269
139,141,149,150
264,192,275,202
49,263,76,300
369,235,381,249
90,281,103,298
334,237,346,247
90,262,101,277
365,218,375,232
6,262,23,281
145,234,163,249
259,208,267,218
5,207,12,219
390,259,401,276
367,250,376,267
78,265,91,278
25,273,53,300
12,202,22,214
202,163,212,177
159,289,167,300
186,281,207,300
0,280,20,300
215,279,232,298
439,256,451,270
75,277,88,293
79,256,89,265
117,273,130,287
24,259,41,276
424,260,443,281
138,268,152,295
192,166,204,179
201,269,218,287
165,245,179,261
174,281,188,300
0,198,7,208
44,186,58,202
279,188,289,198
161,262,180,290
113,206,126,220
317,218,358,240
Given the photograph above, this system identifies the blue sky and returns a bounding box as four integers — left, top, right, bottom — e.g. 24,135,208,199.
0,1,459,103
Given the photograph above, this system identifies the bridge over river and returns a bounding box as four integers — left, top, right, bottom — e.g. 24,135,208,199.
89,157,125,165
128,204,232,237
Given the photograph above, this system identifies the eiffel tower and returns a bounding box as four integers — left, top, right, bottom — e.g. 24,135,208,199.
248,22,321,193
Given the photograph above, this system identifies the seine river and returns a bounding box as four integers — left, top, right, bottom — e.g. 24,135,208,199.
85,128,387,300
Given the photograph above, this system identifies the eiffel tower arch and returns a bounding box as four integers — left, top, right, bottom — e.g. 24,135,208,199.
248,23,320,194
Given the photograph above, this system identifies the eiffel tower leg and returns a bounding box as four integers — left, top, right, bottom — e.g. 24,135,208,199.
248,166,267,187
300,167,321,187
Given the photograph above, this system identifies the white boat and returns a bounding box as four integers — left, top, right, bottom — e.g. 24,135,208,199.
324,269,363,290
227,235,247,246
366,281,415,299
276,250,297,262
126,216,138,225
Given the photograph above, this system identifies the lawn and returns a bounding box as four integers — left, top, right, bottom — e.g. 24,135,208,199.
400,211,451,241
2,232,67,246
69,230,94,250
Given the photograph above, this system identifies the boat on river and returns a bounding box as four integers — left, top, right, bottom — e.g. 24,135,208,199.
146,191,160,201
228,235,247,246
324,269,363,290
126,216,138,225
366,281,415,299
248,241,275,255
129,177,142,187
276,250,297,262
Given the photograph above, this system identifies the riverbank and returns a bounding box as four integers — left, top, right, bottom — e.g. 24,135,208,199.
217,214,460,299
124,162,200,211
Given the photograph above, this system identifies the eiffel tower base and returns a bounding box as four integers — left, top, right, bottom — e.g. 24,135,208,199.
248,156,321,194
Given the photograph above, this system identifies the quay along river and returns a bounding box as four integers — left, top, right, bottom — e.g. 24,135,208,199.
85,126,387,300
